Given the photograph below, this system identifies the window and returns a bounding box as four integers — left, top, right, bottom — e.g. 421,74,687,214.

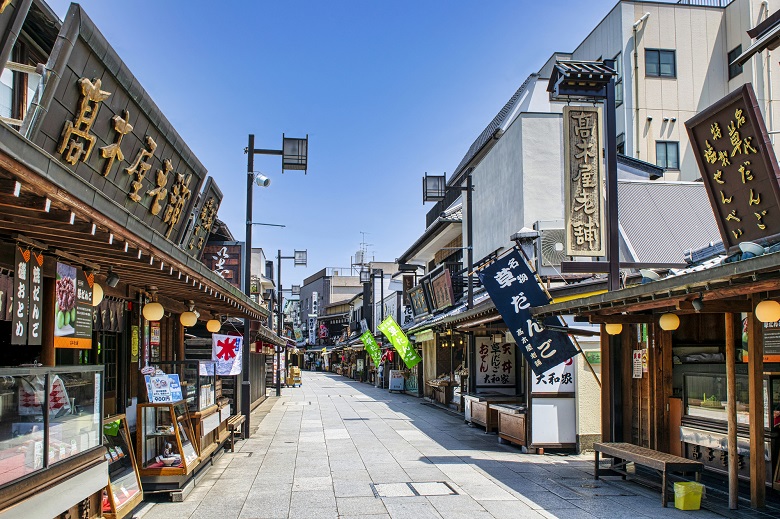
728,45,743,80
614,52,623,107
656,141,679,169
617,133,625,155
646,49,676,78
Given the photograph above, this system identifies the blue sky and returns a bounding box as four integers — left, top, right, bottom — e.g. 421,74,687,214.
48,0,617,288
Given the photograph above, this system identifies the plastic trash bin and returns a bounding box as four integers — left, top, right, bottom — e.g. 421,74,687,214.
674,481,705,510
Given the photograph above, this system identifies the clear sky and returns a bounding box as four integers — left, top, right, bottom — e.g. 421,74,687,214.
48,0,618,288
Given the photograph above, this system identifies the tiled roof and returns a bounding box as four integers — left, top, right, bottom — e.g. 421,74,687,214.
448,74,538,187
619,181,721,264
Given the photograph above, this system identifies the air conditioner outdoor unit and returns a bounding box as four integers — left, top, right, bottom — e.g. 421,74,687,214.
533,220,572,279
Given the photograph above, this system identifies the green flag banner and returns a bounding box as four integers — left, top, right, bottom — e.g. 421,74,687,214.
360,331,381,366
378,315,421,369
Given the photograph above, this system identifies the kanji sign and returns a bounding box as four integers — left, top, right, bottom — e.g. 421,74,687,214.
378,315,421,369
202,241,243,288
360,331,381,366
686,84,780,250
477,248,579,376
11,247,30,345
531,357,575,394
564,106,605,256
475,337,515,387
212,334,243,375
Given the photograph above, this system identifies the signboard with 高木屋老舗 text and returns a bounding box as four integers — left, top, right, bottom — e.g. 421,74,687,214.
685,83,780,251
564,106,605,257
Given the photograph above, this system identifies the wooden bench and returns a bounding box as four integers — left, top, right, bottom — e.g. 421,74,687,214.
227,414,246,452
594,442,703,507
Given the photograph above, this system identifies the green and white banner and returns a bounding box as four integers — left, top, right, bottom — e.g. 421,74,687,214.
360,331,381,366
378,315,421,369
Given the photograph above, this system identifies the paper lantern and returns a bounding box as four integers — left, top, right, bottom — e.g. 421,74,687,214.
604,323,622,335
142,301,164,322
755,300,780,323
92,283,104,307
206,319,221,333
658,313,680,331
180,311,197,327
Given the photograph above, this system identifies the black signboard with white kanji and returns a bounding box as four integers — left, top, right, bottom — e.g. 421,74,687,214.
27,251,44,346
11,246,30,345
477,248,579,376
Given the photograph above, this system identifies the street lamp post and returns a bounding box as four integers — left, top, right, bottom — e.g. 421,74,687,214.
243,133,308,436
276,249,307,396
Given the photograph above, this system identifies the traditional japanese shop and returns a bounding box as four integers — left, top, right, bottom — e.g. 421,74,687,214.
532,84,780,508
0,2,268,517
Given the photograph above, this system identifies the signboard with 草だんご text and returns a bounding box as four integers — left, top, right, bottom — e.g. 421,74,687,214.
564,106,605,257
685,83,780,251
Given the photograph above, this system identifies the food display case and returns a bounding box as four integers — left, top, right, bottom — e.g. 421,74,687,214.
152,361,218,413
136,401,199,480
101,415,142,519
0,366,103,489
681,372,780,487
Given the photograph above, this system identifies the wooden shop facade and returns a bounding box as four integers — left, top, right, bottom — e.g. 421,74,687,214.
0,2,272,518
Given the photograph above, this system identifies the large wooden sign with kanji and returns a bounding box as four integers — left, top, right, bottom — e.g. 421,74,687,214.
685,84,780,251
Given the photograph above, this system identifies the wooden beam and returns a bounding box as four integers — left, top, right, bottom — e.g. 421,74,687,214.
748,296,766,508
725,312,739,510
600,324,612,442
590,314,656,324
675,300,752,313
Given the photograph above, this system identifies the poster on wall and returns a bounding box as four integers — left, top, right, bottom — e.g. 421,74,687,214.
212,334,243,375
53,262,93,349
475,337,515,387
11,247,30,345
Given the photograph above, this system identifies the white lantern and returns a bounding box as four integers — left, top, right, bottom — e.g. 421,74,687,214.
142,301,164,322
92,283,104,307
658,313,680,331
604,323,623,335
206,319,221,333
755,300,780,323
180,311,197,327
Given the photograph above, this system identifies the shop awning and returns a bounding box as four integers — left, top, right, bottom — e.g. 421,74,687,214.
733,22,780,66
254,325,285,347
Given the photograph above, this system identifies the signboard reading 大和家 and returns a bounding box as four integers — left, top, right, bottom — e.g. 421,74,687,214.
685,84,780,251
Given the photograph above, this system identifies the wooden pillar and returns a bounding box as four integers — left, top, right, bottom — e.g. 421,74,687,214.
40,277,55,366
725,312,739,510
655,326,673,453
600,324,612,442
176,318,185,362
748,297,766,508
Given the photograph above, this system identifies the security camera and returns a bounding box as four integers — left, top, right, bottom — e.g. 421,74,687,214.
254,173,270,187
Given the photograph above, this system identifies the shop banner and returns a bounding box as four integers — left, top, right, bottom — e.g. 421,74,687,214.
378,315,421,369
212,333,243,375
54,262,93,349
28,251,43,345
360,331,381,366
11,246,30,345
477,248,579,376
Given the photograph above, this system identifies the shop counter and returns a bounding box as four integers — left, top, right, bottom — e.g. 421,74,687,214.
494,404,527,447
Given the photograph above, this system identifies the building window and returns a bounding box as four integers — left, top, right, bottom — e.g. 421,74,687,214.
614,52,623,107
728,45,743,80
617,133,625,155
646,49,676,78
656,141,679,170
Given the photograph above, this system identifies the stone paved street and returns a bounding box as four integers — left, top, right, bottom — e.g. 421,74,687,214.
138,372,746,519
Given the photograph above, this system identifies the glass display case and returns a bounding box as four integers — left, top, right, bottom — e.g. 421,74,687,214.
0,366,103,489
136,401,199,477
683,372,780,428
151,361,216,412
101,414,142,519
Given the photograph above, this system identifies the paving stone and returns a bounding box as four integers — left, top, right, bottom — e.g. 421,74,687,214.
336,496,389,515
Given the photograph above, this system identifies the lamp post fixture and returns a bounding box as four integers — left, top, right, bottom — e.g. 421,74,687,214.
277,249,307,396
243,133,308,436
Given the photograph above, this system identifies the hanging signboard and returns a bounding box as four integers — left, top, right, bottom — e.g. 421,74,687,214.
407,284,430,317
477,248,579,376
475,337,515,387
202,241,243,288
685,83,780,251
182,177,223,258
563,106,605,256
633,350,643,379
11,247,30,345
28,251,44,346
212,333,243,375
308,291,318,345
54,262,93,349
430,269,456,311
378,315,421,369
150,321,161,362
